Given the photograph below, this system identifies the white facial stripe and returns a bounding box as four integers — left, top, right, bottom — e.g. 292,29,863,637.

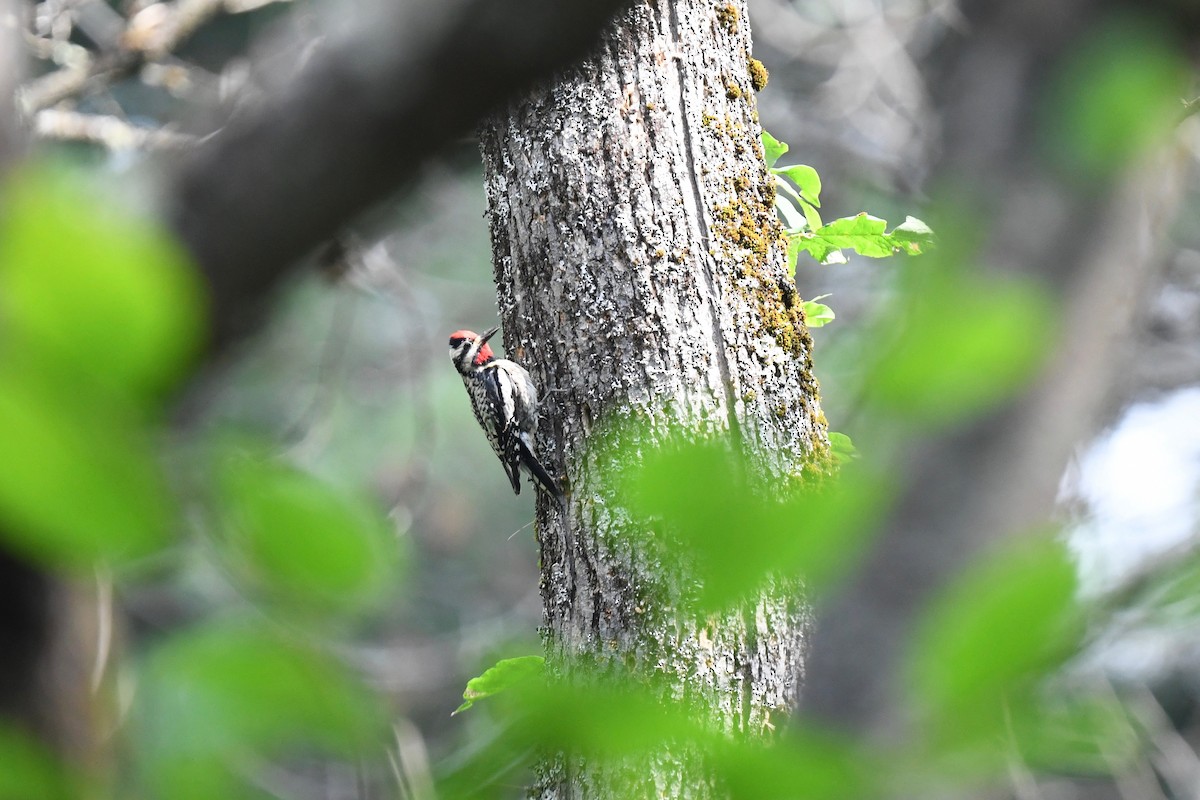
451,340,476,371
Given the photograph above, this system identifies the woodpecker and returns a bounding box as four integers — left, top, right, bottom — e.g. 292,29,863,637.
449,327,564,503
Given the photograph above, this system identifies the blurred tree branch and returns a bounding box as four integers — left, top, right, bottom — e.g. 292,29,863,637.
165,0,634,350
33,109,195,150
19,0,290,113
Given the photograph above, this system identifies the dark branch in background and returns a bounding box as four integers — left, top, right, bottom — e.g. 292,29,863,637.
165,0,634,351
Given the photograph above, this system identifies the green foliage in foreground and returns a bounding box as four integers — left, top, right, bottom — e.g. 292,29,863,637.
453,449,1129,797
0,159,1152,799
1,19,1193,792
0,165,403,799
455,656,545,715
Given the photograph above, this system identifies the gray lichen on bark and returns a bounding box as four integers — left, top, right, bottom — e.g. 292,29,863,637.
478,0,826,794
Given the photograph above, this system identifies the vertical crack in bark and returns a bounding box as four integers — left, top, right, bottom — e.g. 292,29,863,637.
738,605,756,734
664,0,740,439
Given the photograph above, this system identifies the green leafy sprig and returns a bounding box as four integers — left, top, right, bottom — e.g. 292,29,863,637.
764,130,934,274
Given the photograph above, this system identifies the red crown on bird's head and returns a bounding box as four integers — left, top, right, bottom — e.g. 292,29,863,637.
448,329,496,366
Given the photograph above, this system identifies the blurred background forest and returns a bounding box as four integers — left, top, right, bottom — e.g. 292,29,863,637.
6,0,1200,797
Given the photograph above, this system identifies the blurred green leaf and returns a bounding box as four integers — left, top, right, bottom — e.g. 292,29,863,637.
625,437,770,607
828,431,857,463
520,683,705,757
440,680,706,797
909,539,1082,738
717,727,878,800
455,656,545,715
1009,692,1141,775
621,434,888,608
1048,17,1188,177
470,678,880,799
867,273,1053,424
139,620,383,800
215,452,400,616
0,724,78,800
434,716,537,799
761,130,788,168
0,164,206,400
0,363,174,568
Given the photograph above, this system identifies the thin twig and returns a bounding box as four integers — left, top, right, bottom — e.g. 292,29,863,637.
33,107,196,149
19,0,294,114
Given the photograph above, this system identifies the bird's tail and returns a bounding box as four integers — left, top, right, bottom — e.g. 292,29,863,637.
519,439,574,593
518,439,567,510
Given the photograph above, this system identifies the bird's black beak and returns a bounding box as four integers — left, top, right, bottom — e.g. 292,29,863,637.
480,326,501,345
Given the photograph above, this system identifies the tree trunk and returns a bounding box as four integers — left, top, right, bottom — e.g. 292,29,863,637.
479,1,824,794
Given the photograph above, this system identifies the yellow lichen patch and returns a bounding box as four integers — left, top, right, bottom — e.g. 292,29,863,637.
699,88,824,437
757,281,810,360
748,58,769,92
712,181,814,364
716,3,739,34
712,194,773,262
725,80,742,101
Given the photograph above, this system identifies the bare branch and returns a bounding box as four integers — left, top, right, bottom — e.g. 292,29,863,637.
19,0,286,113
20,47,134,114
33,108,195,149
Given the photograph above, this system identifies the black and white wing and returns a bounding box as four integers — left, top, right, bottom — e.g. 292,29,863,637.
480,364,524,495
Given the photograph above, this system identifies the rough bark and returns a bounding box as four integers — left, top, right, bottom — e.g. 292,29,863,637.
479,1,823,795
800,0,1194,737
